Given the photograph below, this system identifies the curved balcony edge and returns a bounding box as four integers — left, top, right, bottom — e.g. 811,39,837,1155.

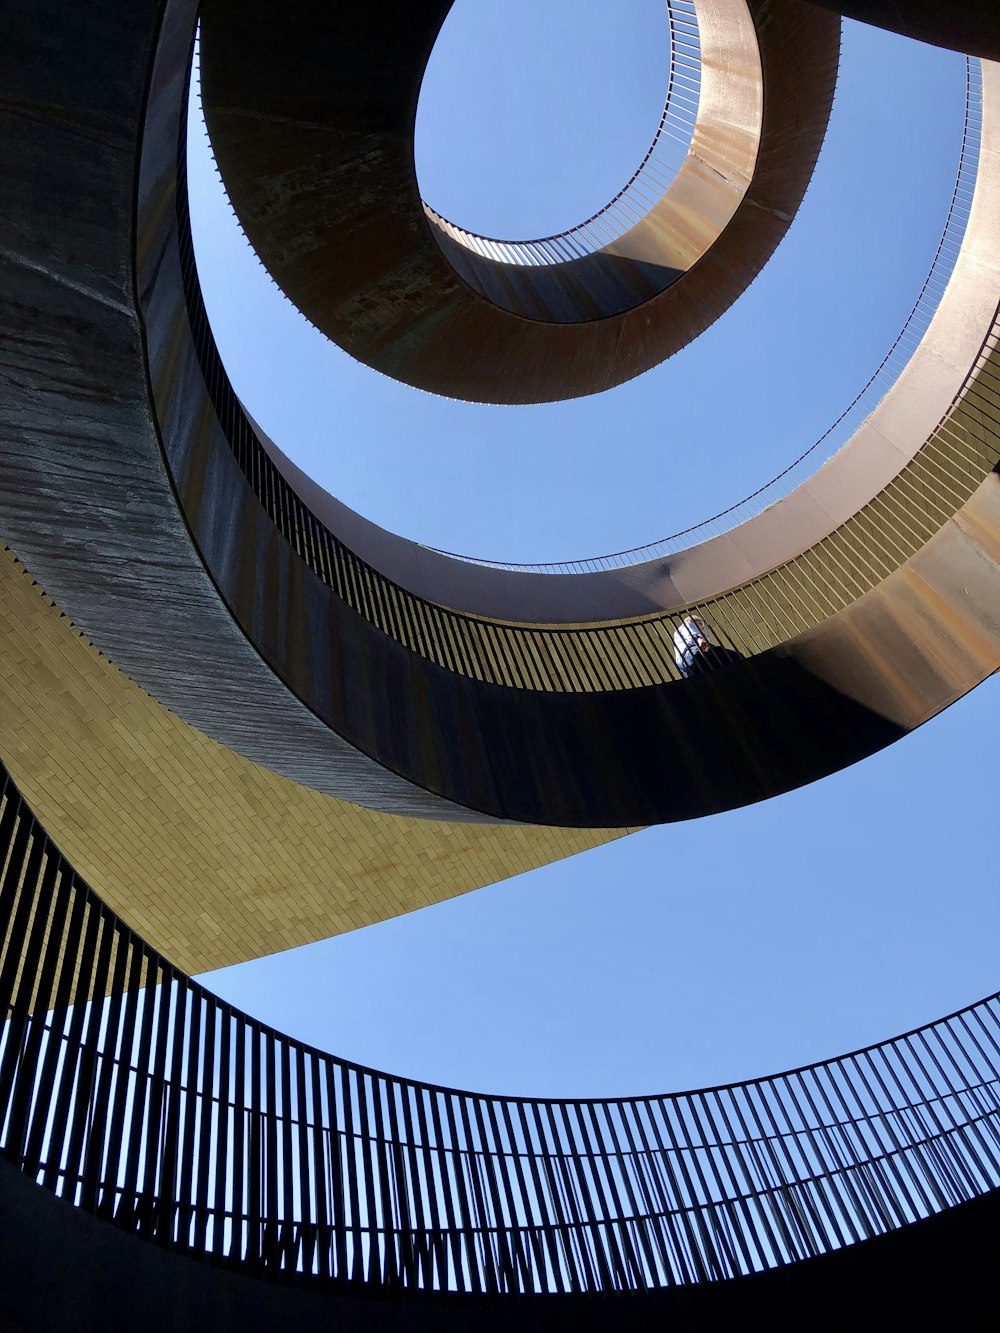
1,754,999,1307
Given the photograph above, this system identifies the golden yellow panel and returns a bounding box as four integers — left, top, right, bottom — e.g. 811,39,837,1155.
0,546,628,975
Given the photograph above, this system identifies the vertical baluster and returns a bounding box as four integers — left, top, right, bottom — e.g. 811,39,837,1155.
0,841,61,1137
4,852,75,1171
422,1087,459,1290
556,1101,619,1291
192,996,217,1254
211,1004,233,1261
324,1058,347,1281
263,1027,280,1269
399,1083,435,1289
230,1015,248,1264
439,1091,477,1293
0,809,44,1031
39,885,102,1200
278,1037,298,1272
62,905,115,1211
479,1096,530,1293
78,916,132,1214
511,1099,565,1293
456,1094,497,1293
155,971,189,1246
295,1044,317,1276
121,951,166,1232
528,1100,578,1293
246,1024,263,1269
98,937,146,1225
340,1063,362,1283
176,983,203,1250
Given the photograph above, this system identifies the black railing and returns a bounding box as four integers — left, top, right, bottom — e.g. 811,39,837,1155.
2,758,999,1294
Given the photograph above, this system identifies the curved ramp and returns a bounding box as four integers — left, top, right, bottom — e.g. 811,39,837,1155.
2,1,1000,1315
0,0,999,946
0,0,998,834
199,0,839,403
144,12,1000,825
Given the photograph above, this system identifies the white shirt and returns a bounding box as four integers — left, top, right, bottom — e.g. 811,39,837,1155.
673,618,710,667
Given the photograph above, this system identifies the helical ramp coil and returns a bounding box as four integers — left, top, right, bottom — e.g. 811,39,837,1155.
1,0,1000,1324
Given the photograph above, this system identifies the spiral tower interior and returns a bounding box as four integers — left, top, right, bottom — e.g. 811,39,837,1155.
2,0,1000,1327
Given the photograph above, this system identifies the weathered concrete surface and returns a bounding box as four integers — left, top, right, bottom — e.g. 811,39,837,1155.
0,0,483,820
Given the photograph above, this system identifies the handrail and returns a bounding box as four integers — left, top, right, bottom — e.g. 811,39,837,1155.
2,761,999,1294
424,57,983,572
423,0,702,266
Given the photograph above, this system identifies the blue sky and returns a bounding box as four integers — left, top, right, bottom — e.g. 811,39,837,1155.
193,7,998,1097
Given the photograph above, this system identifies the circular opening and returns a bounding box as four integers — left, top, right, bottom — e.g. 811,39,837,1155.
190,28,973,566
414,0,672,243
178,29,999,1096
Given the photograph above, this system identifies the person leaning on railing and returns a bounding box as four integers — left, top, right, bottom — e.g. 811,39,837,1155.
673,614,742,678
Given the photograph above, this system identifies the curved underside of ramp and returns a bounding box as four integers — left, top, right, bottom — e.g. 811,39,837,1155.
805,0,1000,61
3,0,1000,1319
0,0,998,957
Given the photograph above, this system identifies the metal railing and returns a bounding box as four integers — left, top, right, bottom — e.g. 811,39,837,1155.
423,0,701,266
2,759,999,1295
424,57,983,572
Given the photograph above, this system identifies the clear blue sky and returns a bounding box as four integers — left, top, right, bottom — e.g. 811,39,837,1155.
192,7,998,1098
